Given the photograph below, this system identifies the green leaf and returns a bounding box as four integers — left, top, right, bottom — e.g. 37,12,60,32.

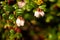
9,14,14,20
15,9,24,16
3,5,14,12
39,5,46,11
15,33,22,39
2,13,8,19
30,2,36,8
12,4,19,9
25,4,33,11
10,29,15,34
39,5,46,9
46,15,54,23
9,35,15,40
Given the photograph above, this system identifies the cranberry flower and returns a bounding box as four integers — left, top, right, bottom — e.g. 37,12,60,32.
17,1,26,8
16,16,25,27
34,8,45,18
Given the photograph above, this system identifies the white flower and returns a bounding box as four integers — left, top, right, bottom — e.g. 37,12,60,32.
16,18,25,27
34,11,45,18
17,1,26,8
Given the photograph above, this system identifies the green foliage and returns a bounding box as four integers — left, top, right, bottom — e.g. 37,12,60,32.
15,9,24,16
9,14,14,20
0,0,59,40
